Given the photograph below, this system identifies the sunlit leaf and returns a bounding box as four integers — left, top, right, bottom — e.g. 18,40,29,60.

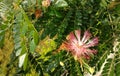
55,0,68,7
30,39,36,53
36,36,57,58
19,53,27,68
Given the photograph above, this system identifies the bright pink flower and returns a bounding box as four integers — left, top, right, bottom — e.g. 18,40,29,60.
60,30,98,60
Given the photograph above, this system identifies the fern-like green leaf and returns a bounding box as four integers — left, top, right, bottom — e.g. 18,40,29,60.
13,2,39,71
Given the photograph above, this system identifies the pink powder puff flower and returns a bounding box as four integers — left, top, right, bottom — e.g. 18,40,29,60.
59,30,98,60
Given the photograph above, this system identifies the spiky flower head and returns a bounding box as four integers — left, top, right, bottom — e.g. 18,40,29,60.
59,30,98,60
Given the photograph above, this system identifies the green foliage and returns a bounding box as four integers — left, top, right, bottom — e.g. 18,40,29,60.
0,2,13,48
13,3,39,72
102,55,115,76
115,52,120,76
0,0,120,76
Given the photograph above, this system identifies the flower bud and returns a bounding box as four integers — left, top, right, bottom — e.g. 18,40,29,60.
42,0,51,7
